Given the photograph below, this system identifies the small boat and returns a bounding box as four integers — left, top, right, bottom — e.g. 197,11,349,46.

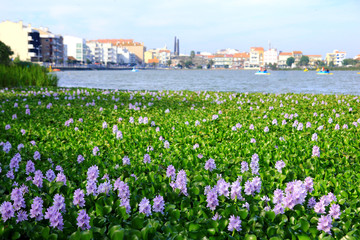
316,68,320,71
255,71,270,75
304,68,308,72
317,71,333,75
52,69,61,72
131,67,139,72
357,72,360,74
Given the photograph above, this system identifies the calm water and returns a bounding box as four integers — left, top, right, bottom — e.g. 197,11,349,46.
56,70,360,95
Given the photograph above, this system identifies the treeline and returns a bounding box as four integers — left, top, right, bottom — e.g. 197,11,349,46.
0,41,58,88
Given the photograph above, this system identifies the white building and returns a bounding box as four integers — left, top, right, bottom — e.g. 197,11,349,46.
264,48,278,65
249,47,264,68
0,20,41,62
63,35,89,63
87,41,136,65
117,48,136,65
334,50,346,66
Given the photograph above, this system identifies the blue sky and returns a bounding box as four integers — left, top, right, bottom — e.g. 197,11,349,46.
1,0,359,57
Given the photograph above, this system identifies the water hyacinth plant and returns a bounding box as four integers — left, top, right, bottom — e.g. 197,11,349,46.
0,87,360,239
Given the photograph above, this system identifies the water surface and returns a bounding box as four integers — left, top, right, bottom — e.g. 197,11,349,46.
56,70,360,95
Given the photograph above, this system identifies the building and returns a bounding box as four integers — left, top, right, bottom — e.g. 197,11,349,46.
213,54,234,68
0,20,41,62
325,50,346,66
144,46,171,65
63,36,89,63
354,54,360,61
292,51,303,64
264,48,278,65
306,55,322,67
249,47,264,68
278,52,292,68
95,39,145,64
34,27,64,64
233,52,250,69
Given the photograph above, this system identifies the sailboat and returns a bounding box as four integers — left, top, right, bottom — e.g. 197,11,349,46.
131,67,139,72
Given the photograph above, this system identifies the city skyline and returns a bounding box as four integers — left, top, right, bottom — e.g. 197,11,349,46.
1,0,359,57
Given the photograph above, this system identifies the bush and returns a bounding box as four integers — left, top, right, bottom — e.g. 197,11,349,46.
0,64,58,88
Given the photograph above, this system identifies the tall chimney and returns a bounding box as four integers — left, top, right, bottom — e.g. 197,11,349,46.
177,39,179,56
174,36,177,55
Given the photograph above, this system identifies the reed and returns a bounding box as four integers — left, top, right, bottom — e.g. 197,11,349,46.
0,64,58,88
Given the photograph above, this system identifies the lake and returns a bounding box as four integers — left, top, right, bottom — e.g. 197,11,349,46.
56,70,360,95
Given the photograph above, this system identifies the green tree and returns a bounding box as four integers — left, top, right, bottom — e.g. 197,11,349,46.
190,51,195,58
342,58,358,66
286,57,295,67
299,56,310,66
0,41,14,66
184,60,193,69
329,61,334,67
207,59,214,69
166,59,172,67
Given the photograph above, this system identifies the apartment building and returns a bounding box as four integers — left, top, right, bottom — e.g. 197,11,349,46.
264,48,278,65
325,50,346,66
249,47,264,68
95,39,145,64
306,55,322,66
278,52,292,68
213,54,233,68
63,36,89,63
35,27,64,64
87,41,136,65
0,20,41,62
144,46,171,65
292,51,303,64
233,52,250,69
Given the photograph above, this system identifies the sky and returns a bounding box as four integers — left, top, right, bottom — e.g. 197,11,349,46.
1,0,359,57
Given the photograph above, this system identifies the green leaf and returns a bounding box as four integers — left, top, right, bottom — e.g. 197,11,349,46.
189,223,200,232
11,232,21,240
244,234,257,240
265,211,275,222
96,202,104,216
207,228,216,235
297,234,311,240
80,230,92,240
238,209,248,220
41,227,50,239
300,219,310,232
110,229,124,240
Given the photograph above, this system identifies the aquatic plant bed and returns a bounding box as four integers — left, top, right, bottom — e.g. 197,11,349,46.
1,87,360,240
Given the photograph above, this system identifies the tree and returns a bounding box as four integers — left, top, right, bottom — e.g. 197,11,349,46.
329,61,334,67
299,56,309,66
190,51,195,58
286,57,295,67
342,58,358,66
207,59,214,69
184,60,193,69
0,41,14,66
166,59,172,67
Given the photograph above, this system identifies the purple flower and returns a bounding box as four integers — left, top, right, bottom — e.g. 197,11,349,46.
312,145,320,157
102,121,108,129
228,215,242,232
120,198,131,214
16,210,28,223
307,197,317,209
304,177,314,193
10,153,21,172
216,178,230,197
273,189,284,205
250,153,259,175
166,165,176,180
30,197,43,221
3,141,12,153
56,172,67,185
86,180,97,196
77,210,91,230
5,124,11,130
6,169,14,179
17,143,24,151
143,154,151,164
206,187,219,211
273,203,285,215
139,197,152,217
46,169,56,182
205,158,216,171
11,187,25,211
33,170,44,188
317,215,332,235
93,146,99,156
33,151,41,160
152,195,165,214
73,189,85,207
329,204,341,219
242,202,250,211
212,212,222,221
26,160,35,175
98,181,112,195
53,194,66,212
241,161,249,173
122,156,130,165
87,165,99,182
77,155,85,163
0,201,15,222
30,140,36,146
171,170,188,196
275,160,286,173
114,179,130,199
164,140,170,149
314,201,326,214
45,206,64,231
230,180,242,201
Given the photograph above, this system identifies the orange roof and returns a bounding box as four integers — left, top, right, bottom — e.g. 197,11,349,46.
279,52,292,55
292,51,302,54
225,54,233,58
207,55,215,59
214,54,225,58
306,55,322,57
88,39,144,47
159,49,170,53
233,53,250,58
250,47,264,52
148,58,159,63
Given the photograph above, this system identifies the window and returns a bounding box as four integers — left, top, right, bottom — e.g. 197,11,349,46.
76,43,82,48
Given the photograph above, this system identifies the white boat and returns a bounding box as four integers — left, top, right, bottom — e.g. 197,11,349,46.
316,71,333,75
131,68,139,72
